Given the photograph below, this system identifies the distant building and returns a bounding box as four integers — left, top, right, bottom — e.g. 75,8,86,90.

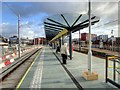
81,33,97,41
0,35,8,43
9,36,18,44
0,35,2,43
0,35,8,55
111,37,120,46
21,38,29,44
72,38,79,44
97,35,108,42
112,37,120,52
0,35,2,41
115,37,120,45
33,37,46,45
92,37,97,42
21,38,34,45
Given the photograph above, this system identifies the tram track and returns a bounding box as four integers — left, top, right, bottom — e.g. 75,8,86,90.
73,46,119,59
0,48,42,88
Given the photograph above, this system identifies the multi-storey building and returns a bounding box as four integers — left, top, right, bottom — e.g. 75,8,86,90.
97,35,108,42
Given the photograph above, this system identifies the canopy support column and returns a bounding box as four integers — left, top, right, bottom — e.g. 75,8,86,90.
79,30,81,51
62,35,64,45
59,38,61,48
69,31,72,60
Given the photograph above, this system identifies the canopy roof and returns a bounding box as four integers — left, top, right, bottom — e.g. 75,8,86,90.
50,29,68,42
44,13,100,41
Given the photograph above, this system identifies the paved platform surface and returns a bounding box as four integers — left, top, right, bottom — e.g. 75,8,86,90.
53,48,118,89
18,46,118,89
18,47,77,88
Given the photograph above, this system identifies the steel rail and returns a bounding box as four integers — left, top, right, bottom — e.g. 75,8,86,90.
0,48,41,81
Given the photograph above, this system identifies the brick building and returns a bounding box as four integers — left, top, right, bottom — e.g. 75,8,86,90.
81,33,97,41
33,37,46,45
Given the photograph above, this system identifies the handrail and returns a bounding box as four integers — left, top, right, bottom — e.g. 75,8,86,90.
105,54,120,88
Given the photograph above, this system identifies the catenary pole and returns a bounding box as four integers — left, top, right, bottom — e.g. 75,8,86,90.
18,14,20,58
88,0,92,74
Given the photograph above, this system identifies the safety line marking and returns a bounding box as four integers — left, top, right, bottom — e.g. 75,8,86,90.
108,66,120,69
29,48,44,88
16,49,42,90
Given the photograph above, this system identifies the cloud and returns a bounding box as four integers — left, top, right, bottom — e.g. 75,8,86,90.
3,2,118,23
20,21,34,28
1,22,45,39
0,23,17,38
2,2,119,39
3,2,88,17
92,2,118,22
3,2,118,21
20,28,34,39
20,23,45,39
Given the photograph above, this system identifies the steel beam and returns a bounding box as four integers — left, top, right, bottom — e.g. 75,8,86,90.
45,25,63,30
45,29,60,32
47,18,67,27
45,28,62,31
73,16,96,29
44,22,67,28
61,14,70,27
69,31,72,60
72,20,99,32
45,28,61,31
72,14,82,27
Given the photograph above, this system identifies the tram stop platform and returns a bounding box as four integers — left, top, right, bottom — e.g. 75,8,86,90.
17,46,118,89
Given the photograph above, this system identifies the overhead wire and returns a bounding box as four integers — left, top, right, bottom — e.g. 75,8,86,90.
92,19,118,29
3,3,33,39
4,3,29,24
5,3,32,28
4,3,19,17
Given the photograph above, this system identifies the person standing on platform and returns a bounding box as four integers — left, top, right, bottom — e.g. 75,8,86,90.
56,44,60,54
61,43,68,64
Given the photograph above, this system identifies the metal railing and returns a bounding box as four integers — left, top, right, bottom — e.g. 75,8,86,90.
105,54,120,88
